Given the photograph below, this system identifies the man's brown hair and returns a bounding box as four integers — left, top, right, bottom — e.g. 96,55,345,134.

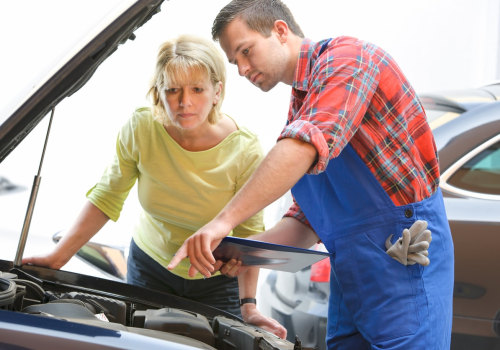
212,0,304,40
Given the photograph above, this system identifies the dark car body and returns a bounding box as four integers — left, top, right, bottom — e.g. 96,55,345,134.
0,1,298,349
259,83,500,349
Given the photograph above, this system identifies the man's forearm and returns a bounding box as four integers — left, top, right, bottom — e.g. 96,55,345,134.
253,217,319,249
216,138,317,229
167,138,317,276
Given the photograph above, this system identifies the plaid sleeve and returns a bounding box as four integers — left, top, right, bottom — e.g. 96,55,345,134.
279,41,380,174
279,119,330,174
283,194,312,228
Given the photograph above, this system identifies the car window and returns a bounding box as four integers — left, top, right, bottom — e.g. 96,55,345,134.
447,140,500,195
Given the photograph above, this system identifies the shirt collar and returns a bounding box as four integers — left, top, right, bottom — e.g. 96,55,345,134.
292,38,316,92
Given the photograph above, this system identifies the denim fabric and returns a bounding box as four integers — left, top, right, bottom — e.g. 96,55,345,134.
292,144,454,349
127,238,241,317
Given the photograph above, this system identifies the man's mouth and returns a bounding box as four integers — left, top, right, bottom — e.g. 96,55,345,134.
249,72,261,84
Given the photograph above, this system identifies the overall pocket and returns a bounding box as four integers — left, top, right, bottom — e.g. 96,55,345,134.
333,226,424,343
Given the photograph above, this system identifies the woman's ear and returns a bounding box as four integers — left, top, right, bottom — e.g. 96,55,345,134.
213,81,223,105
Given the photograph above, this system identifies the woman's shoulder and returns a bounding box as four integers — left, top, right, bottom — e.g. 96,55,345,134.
224,114,259,141
117,107,158,140
221,115,263,159
131,107,154,122
124,107,158,130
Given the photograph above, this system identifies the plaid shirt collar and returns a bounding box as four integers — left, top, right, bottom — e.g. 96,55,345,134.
292,38,316,92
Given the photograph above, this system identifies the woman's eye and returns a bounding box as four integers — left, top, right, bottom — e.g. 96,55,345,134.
165,88,178,94
242,48,249,55
193,87,203,93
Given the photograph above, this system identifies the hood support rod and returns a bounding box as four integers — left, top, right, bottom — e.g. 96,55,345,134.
14,107,55,266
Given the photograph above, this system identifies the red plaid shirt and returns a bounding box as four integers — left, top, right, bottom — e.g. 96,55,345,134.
280,37,440,224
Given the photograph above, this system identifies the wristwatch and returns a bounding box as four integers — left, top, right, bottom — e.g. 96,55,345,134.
239,298,257,306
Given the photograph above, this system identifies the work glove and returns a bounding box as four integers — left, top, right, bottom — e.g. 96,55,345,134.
385,220,432,266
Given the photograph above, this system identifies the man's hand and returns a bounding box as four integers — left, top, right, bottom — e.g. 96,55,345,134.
385,220,432,266
168,219,233,277
241,303,287,339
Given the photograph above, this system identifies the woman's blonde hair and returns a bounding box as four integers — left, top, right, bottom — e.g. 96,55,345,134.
147,35,227,124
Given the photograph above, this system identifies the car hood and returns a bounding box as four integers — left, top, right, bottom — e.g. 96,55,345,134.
0,0,164,163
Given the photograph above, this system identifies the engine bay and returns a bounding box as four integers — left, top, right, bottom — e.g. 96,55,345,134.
0,261,298,350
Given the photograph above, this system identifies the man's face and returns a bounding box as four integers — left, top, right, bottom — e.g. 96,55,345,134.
219,17,287,92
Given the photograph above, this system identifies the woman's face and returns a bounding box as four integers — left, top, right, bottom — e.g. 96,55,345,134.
159,70,222,131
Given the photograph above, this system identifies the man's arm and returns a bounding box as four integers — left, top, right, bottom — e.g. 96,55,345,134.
168,138,317,277
252,216,319,248
219,216,320,277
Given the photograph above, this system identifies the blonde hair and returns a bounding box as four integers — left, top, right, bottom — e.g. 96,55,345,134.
147,35,226,124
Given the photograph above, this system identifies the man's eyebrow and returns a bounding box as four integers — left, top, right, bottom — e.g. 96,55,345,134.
228,42,246,64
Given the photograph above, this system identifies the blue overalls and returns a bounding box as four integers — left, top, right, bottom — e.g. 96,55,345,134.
292,144,454,349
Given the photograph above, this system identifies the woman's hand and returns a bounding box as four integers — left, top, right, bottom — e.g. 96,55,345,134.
22,251,68,270
241,303,287,339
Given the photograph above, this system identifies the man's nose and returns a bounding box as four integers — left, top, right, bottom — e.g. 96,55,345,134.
237,61,250,77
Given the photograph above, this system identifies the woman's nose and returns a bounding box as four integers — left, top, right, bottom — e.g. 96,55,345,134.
179,90,191,106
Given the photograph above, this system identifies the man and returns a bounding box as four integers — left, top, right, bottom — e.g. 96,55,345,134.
169,0,454,348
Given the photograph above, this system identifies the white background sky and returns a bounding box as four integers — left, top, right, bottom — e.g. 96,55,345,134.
0,0,499,265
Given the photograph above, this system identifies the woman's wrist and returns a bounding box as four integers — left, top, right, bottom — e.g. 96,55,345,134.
239,298,257,306
240,300,258,320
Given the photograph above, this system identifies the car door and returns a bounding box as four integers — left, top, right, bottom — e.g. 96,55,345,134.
441,135,500,341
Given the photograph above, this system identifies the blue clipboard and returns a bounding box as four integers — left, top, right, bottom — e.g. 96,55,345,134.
213,236,330,272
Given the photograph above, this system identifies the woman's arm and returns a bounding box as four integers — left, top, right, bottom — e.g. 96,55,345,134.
217,217,318,338
237,267,287,339
22,201,109,269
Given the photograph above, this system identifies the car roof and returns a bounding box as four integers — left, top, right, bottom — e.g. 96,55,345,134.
420,84,500,172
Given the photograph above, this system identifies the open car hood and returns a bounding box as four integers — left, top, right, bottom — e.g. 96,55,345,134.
0,0,163,163
0,2,299,348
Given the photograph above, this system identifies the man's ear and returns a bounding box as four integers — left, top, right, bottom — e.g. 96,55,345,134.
273,20,289,43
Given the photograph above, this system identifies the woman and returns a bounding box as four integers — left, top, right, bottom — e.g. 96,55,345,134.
23,34,286,338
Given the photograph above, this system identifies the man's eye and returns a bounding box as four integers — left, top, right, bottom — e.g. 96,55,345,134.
242,48,249,55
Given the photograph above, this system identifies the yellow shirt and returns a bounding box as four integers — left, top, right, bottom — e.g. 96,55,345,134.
87,108,265,279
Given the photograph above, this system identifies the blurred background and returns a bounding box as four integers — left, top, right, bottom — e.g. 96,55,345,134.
0,0,499,276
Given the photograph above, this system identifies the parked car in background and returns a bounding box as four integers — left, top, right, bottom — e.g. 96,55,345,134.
258,83,500,350
0,1,298,348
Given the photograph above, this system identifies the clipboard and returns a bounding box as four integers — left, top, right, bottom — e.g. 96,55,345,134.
213,236,330,273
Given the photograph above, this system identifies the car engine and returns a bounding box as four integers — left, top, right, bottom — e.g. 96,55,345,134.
0,261,305,350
